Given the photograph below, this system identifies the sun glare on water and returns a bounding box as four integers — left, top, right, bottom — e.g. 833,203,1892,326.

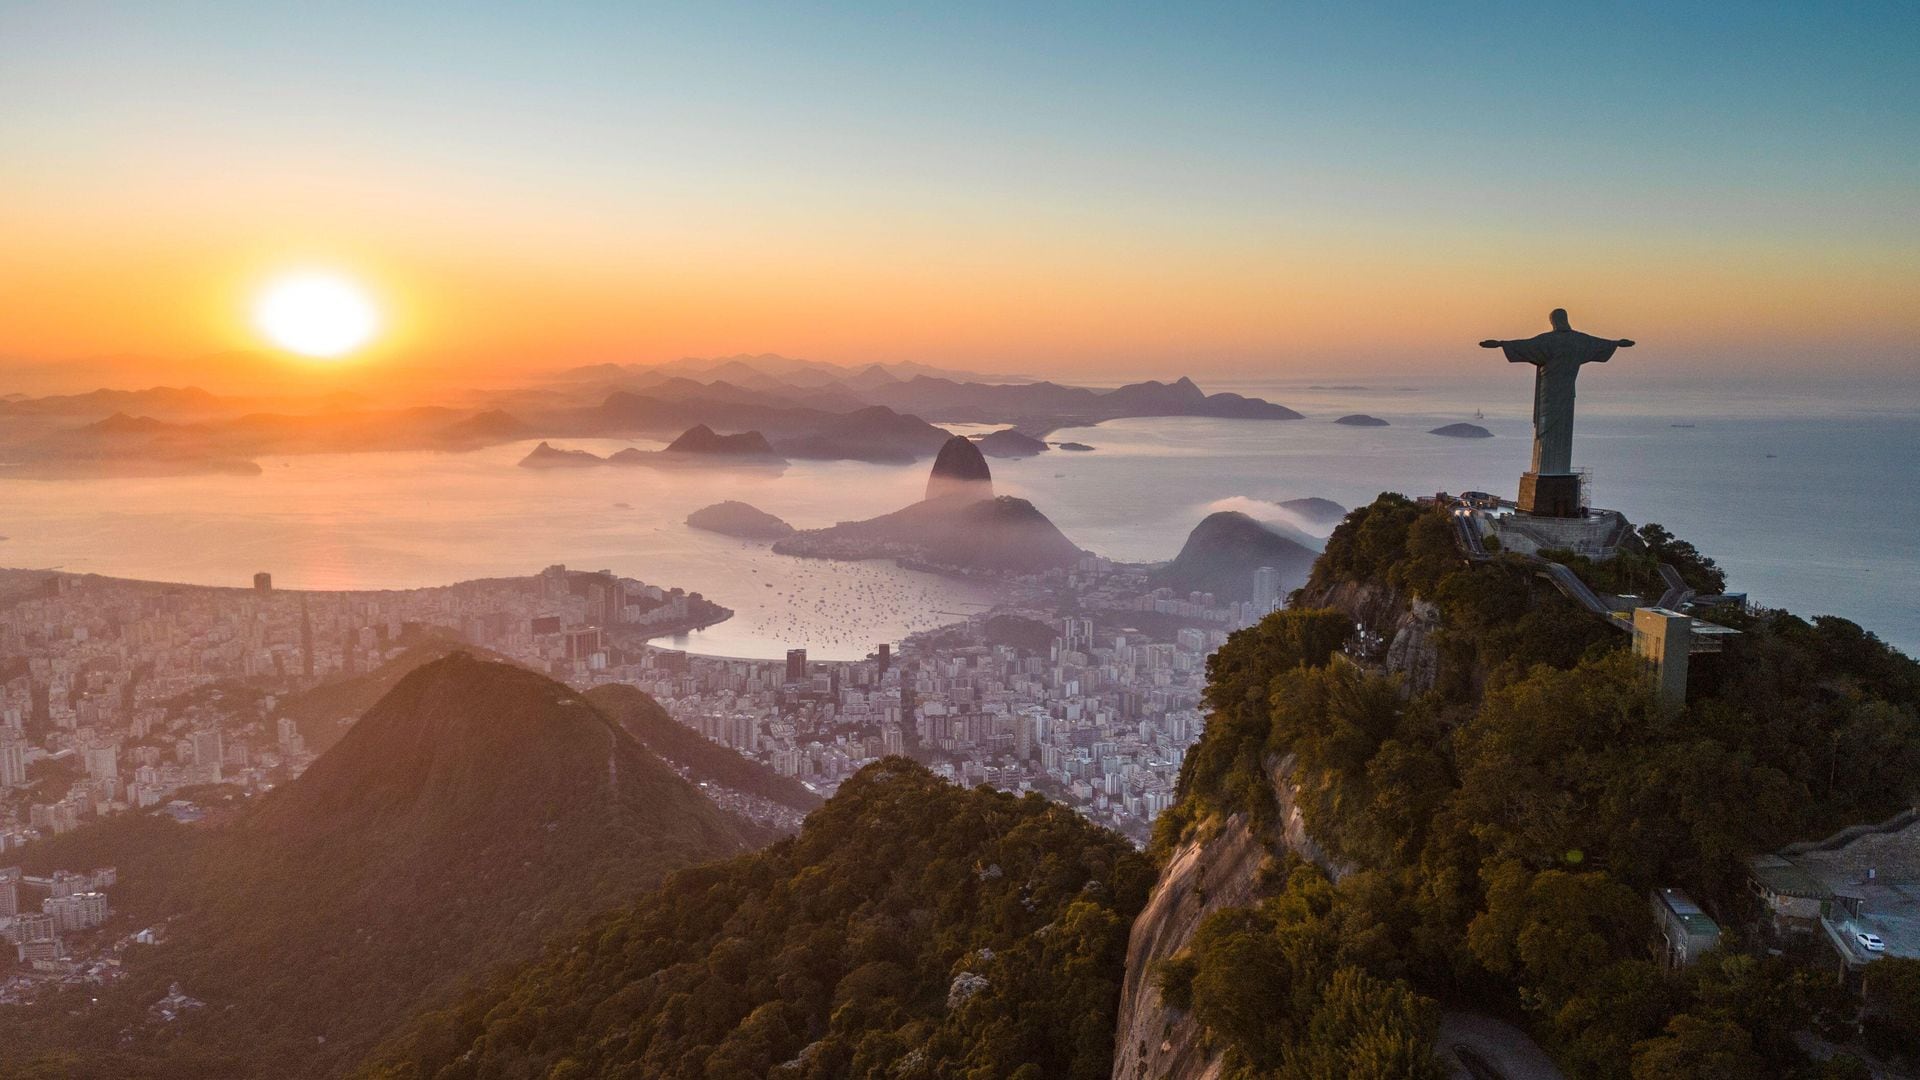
254,272,381,358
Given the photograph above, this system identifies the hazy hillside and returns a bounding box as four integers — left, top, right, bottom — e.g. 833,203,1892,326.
586,683,822,814
0,655,755,1078
1153,510,1317,600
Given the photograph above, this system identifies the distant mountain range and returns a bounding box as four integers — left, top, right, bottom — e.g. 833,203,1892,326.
546,353,1036,389
0,356,1310,477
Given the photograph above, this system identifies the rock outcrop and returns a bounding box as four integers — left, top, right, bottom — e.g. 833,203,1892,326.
1113,754,1350,1080
925,434,994,500
773,494,1083,574
1112,816,1266,1080
772,438,1082,573
1296,579,1440,695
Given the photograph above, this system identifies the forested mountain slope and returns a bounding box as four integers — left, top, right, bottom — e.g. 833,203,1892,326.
1122,494,1920,1080
361,757,1153,1080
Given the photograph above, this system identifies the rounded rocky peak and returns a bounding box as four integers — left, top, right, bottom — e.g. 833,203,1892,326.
926,434,994,501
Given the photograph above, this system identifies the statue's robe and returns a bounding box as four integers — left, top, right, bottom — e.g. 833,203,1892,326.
1499,330,1620,474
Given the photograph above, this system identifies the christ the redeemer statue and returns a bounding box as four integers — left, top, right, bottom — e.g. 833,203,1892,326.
1481,308,1633,477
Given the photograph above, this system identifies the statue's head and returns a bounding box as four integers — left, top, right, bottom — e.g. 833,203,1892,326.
1549,308,1571,331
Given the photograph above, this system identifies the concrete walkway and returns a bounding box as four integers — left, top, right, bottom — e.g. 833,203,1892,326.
1437,1011,1566,1080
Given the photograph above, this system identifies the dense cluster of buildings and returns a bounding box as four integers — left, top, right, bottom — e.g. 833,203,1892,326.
0,865,116,966
0,550,1283,1000
610,559,1279,842
0,565,726,852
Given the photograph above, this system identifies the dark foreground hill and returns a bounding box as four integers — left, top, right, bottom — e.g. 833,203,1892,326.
361,758,1152,1080
0,655,754,1079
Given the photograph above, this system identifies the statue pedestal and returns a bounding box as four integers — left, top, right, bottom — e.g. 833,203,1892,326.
1518,472,1582,517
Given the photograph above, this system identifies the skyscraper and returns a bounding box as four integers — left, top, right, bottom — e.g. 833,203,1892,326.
253,571,273,592
1252,566,1281,616
192,728,224,783
0,739,25,789
786,648,807,682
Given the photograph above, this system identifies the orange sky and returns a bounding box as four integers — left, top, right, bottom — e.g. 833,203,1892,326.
2,5,1915,395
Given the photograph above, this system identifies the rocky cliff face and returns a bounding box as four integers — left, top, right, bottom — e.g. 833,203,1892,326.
1113,755,1348,1080
1112,578,1451,1080
1296,579,1441,695
1112,815,1263,1080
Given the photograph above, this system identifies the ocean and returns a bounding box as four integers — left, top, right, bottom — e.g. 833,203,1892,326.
1,374,1913,658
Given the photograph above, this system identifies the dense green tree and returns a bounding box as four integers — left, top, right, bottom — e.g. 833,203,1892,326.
1864,956,1920,1059
1629,1013,1765,1080
1159,495,1920,1078
359,758,1150,1080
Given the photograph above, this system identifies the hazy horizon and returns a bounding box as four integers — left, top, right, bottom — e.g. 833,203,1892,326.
3,3,1915,392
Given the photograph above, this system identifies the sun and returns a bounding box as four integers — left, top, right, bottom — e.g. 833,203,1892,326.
253,272,381,358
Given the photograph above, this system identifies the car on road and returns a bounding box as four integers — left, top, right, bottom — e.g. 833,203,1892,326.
1857,931,1886,953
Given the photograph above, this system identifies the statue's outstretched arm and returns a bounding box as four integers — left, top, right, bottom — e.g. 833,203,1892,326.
1616,339,1635,348
1479,339,1504,348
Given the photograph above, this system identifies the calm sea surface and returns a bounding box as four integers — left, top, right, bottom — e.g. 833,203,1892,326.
2,375,1914,658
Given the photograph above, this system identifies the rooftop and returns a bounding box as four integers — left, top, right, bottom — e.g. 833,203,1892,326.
1748,854,1833,900
1767,814,1920,962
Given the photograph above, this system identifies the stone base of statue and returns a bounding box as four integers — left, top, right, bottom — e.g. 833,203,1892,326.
1493,507,1627,558
1518,472,1582,517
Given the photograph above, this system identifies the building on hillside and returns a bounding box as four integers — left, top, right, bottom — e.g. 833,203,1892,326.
43,891,109,932
1749,854,1835,937
10,912,61,962
1251,566,1282,616
1754,814,1920,979
1650,887,1721,968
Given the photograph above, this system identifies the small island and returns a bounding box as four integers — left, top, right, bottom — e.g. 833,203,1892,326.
1056,442,1095,452
518,441,604,468
972,428,1049,458
686,501,795,540
1429,422,1494,439
1334,414,1389,427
